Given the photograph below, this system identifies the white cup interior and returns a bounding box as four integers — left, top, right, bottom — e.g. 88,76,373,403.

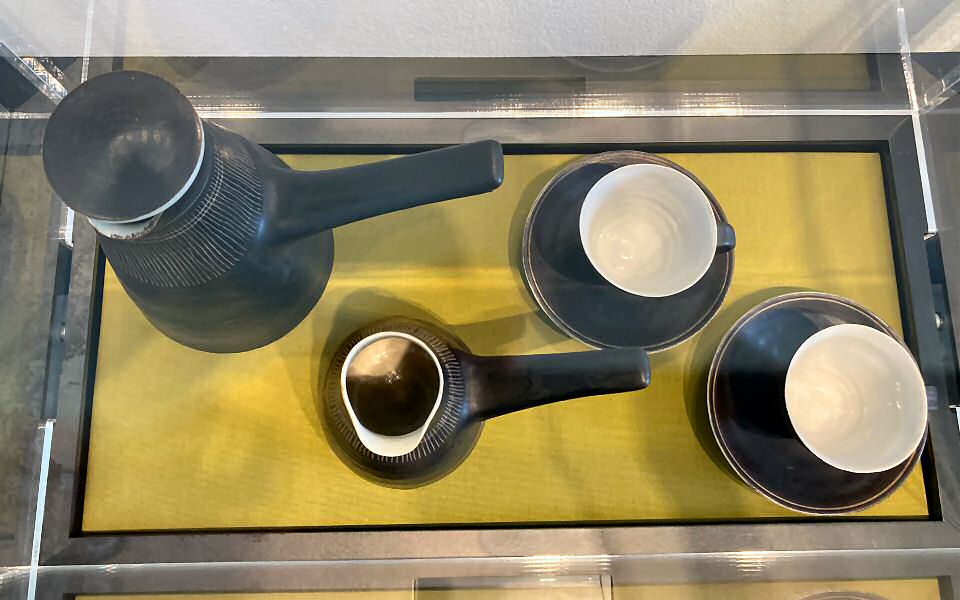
339,331,444,457
784,324,927,473
579,163,718,297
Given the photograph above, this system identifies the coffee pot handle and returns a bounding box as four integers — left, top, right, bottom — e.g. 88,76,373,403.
461,347,651,422
717,222,736,253
266,140,504,243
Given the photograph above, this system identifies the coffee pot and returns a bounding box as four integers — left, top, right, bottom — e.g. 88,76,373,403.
323,318,651,487
42,71,504,352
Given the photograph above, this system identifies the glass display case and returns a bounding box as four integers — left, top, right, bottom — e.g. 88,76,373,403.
1,1,958,598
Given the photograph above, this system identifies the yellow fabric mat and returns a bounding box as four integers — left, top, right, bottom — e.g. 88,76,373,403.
83,152,927,532
77,578,942,600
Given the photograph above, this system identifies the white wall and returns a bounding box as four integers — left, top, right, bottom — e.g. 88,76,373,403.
2,0,958,57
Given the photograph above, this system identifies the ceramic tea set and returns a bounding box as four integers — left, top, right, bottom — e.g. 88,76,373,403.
42,71,929,512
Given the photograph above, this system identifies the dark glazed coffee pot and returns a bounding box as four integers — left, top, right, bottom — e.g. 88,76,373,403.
323,318,652,487
41,71,504,352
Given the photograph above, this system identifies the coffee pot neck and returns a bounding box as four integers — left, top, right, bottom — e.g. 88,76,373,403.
88,125,207,240
43,70,206,225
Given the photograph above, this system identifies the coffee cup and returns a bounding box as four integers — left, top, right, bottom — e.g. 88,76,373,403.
784,323,928,473
579,163,735,297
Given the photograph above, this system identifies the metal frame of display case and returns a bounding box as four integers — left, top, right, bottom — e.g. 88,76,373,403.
31,112,959,587
25,550,960,598
150,53,914,115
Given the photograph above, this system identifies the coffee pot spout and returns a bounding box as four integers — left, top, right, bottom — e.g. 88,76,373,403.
265,140,504,244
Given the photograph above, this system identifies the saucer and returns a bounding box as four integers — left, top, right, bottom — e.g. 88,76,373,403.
707,292,925,514
521,151,734,351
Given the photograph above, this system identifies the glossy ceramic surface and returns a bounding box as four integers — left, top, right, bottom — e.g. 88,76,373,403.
522,151,735,351
340,331,445,457
579,163,720,297
785,324,928,473
707,292,925,514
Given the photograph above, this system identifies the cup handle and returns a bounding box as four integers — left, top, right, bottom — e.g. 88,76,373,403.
717,222,736,253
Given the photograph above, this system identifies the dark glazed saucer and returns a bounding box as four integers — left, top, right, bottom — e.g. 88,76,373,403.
521,151,734,351
707,292,925,514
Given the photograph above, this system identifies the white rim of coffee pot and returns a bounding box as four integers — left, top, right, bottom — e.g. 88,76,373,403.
578,163,719,298
340,331,445,457
784,323,928,473
88,127,205,239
